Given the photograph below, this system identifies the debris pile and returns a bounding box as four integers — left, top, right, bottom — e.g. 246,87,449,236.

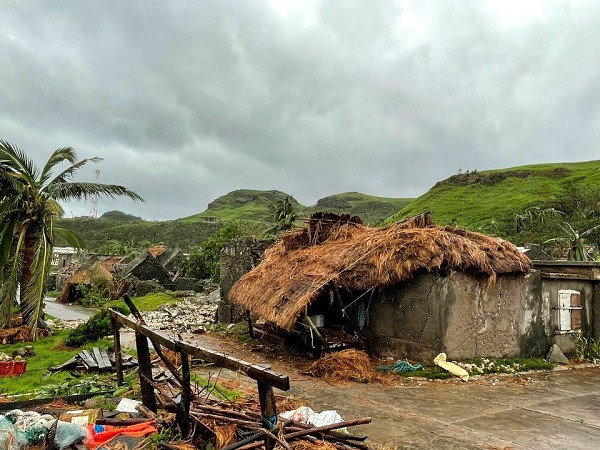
50,346,138,373
308,349,380,383
0,403,159,449
142,288,220,332
0,326,50,345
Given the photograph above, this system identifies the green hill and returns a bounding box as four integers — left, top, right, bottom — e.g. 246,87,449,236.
100,210,144,222
182,189,304,223
305,192,414,225
385,160,600,233
56,218,220,251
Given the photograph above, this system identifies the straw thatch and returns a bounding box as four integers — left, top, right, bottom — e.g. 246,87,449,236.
228,213,531,331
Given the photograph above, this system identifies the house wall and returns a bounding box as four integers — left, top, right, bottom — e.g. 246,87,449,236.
367,271,549,361
219,237,275,323
533,261,600,355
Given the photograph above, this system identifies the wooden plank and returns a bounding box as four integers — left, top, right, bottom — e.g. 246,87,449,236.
110,309,290,391
136,331,157,413
0,392,114,412
177,349,191,437
99,348,113,369
80,350,98,369
49,355,79,372
92,347,110,370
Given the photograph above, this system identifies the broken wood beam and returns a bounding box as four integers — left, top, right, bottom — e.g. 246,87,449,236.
136,332,157,413
111,315,124,385
109,309,290,391
283,417,372,440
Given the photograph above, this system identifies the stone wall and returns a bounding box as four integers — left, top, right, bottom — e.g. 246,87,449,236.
367,271,549,361
218,237,275,323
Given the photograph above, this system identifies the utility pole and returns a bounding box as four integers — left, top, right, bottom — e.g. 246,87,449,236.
89,169,100,218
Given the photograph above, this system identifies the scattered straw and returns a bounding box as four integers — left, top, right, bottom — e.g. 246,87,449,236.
293,440,337,450
309,350,380,383
215,424,237,449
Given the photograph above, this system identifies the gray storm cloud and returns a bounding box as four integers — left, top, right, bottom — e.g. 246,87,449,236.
1,0,598,219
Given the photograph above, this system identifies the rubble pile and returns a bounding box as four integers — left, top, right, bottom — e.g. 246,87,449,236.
142,288,220,333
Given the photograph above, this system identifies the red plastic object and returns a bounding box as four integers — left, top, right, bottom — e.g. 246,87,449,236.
0,360,27,377
0,361,12,376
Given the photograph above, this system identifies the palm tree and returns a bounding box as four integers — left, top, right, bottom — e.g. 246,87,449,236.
264,197,297,235
0,141,143,336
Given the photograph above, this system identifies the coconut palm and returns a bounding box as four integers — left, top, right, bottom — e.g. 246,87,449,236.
0,141,143,336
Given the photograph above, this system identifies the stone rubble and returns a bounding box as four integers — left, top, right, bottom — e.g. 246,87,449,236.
142,288,220,333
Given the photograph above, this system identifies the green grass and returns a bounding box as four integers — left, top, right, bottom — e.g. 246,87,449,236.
106,292,179,312
190,373,241,401
385,160,600,230
0,331,112,396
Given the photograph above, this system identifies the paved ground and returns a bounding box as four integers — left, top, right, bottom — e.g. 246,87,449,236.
48,302,600,448
186,333,600,449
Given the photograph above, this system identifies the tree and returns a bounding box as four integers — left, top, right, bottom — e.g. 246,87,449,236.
183,222,243,281
264,197,297,235
0,141,142,336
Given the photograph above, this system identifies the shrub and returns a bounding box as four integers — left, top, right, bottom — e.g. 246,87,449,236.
183,221,243,281
64,305,129,347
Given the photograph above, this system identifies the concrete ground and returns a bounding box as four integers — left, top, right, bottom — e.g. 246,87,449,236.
186,333,600,450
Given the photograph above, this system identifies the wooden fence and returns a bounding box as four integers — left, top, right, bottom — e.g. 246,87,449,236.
109,296,290,448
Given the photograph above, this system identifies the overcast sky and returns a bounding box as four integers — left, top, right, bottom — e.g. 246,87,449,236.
1,1,599,220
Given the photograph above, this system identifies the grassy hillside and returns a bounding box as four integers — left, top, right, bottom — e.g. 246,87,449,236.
305,192,414,225
182,189,304,223
385,160,600,232
56,218,220,251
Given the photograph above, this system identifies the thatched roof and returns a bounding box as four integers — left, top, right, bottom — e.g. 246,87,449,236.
228,213,531,331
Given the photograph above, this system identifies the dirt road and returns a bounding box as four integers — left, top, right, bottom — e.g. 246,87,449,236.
185,332,600,449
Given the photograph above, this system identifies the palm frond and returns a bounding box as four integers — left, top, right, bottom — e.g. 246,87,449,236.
43,156,102,188
0,228,25,328
581,224,600,237
0,140,37,185
20,231,52,336
53,227,86,249
0,261,20,328
39,147,77,185
46,181,144,202
0,170,22,199
0,216,17,267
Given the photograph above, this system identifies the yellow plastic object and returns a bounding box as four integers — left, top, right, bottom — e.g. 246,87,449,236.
434,353,469,381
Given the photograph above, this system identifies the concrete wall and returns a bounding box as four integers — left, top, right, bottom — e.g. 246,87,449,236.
218,237,275,323
533,261,600,355
367,271,549,361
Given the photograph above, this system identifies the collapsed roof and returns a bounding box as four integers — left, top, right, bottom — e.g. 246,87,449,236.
229,213,531,331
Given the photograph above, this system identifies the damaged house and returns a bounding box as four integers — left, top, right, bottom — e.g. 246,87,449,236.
56,245,183,303
228,213,554,361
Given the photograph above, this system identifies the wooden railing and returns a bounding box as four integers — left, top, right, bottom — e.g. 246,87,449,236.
109,296,290,447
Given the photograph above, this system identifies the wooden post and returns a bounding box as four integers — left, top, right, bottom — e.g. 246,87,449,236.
135,331,157,412
111,316,123,386
178,348,191,437
246,309,254,339
257,380,277,450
